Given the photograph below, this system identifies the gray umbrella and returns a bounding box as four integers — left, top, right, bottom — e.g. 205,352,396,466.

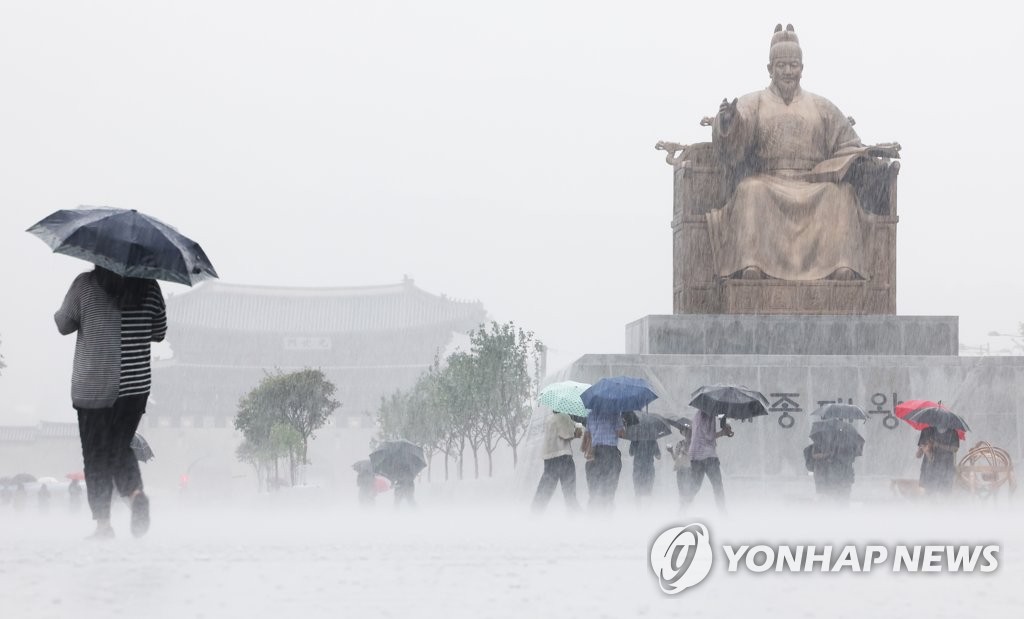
131,434,155,462
369,440,426,481
906,407,971,433
27,207,218,286
689,384,769,421
622,411,673,441
810,402,869,422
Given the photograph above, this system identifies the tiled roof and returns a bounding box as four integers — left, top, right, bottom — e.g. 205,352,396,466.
37,422,79,439
167,279,487,334
0,426,37,442
0,422,80,443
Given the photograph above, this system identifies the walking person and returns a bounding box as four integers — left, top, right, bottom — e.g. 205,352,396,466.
667,426,693,506
629,439,660,501
584,410,625,511
681,409,733,512
37,484,51,514
393,469,416,508
531,410,583,512
68,479,84,513
55,266,166,539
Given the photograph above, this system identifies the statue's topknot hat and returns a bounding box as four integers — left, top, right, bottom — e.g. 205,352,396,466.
769,24,802,62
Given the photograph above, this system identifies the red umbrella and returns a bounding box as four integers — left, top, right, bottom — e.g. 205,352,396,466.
373,475,391,494
894,400,966,440
66,471,85,481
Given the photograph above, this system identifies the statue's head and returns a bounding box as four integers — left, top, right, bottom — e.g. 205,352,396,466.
767,24,803,101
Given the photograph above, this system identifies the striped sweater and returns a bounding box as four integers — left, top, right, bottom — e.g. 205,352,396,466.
55,271,167,409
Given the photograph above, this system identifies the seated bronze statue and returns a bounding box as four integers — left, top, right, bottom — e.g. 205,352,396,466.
660,24,900,284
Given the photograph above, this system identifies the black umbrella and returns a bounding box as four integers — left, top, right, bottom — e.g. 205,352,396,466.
369,440,426,481
906,407,971,434
10,473,37,485
662,415,692,434
27,207,218,286
689,384,769,421
810,419,865,457
351,459,374,474
131,434,155,462
810,402,868,422
622,411,673,441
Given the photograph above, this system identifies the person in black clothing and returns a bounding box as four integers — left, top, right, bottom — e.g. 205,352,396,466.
393,471,416,508
918,426,960,495
354,461,376,506
629,439,661,500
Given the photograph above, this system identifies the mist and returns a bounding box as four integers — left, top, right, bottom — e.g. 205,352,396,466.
1,1,1022,617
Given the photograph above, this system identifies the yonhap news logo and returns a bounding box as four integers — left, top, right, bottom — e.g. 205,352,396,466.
650,523,1000,595
649,523,714,594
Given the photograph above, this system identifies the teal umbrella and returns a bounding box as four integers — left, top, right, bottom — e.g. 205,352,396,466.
538,381,591,417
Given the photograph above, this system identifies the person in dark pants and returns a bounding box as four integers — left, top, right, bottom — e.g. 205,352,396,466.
56,266,166,539
918,426,960,495
629,439,661,500
808,438,856,503
532,410,583,512
354,460,376,506
681,409,733,512
393,470,416,508
584,410,625,511
68,479,84,512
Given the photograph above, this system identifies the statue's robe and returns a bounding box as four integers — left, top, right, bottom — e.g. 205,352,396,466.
707,86,874,280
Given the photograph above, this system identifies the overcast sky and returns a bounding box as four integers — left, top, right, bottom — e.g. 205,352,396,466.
2,1,1022,423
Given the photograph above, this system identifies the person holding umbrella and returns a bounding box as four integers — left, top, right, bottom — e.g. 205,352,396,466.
681,408,734,512
806,419,863,504
580,377,659,511
531,408,584,512
31,207,216,538
899,403,969,496
683,385,769,512
55,266,166,538
917,426,962,496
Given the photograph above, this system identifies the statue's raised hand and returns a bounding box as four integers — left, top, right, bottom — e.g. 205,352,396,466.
718,97,738,127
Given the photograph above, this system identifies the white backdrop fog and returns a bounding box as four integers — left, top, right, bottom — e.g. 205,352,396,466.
2,0,1023,423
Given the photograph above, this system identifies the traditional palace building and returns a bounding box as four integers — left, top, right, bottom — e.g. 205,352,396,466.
147,278,487,430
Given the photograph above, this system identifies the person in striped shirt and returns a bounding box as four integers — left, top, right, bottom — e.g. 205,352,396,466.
55,266,167,539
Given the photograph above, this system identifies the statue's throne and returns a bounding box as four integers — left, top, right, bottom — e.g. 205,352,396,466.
671,142,900,314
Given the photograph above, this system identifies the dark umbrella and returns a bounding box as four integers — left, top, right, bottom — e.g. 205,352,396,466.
906,407,971,434
369,440,426,481
810,419,865,457
351,459,374,474
581,376,658,415
131,434,155,462
810,402,869,422
11,473,37,485
689,384,769,421
662,415,692,434
27,207,218,286
622,411,673,441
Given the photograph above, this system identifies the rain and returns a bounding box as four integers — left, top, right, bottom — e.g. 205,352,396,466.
1,1,1024,617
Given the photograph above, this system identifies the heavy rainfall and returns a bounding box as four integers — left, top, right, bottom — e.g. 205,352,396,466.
1,2,1023,618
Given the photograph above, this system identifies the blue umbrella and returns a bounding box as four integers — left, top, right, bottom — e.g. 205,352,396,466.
581,376,658,415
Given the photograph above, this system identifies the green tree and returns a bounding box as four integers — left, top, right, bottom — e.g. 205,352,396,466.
469,321,544,469
235,368,340,487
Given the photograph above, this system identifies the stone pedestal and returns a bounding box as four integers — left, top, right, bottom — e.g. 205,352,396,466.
626,314,958,356
553,352,1024,479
